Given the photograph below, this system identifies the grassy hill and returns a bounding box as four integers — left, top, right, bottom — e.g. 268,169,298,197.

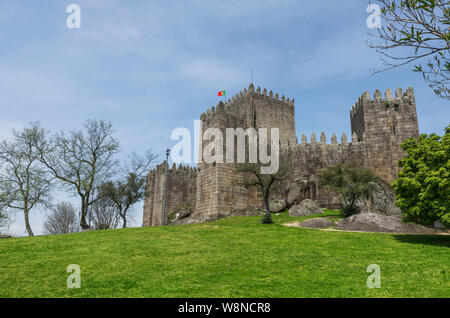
0,211,449,298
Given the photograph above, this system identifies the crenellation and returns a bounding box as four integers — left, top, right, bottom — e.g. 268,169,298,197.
216,102,224,113
320,132,326,144
341,132,348,144
374,89,382,100
385,88,394,101
362,91,371,102
406,86,414,97
331,133,337,145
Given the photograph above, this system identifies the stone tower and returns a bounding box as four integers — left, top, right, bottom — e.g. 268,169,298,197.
350,87,419,183
194,84,296,221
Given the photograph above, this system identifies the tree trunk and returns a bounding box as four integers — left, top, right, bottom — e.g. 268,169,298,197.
24,209,34,237
263,189,272,223
80,198,89,230
122,214,127,228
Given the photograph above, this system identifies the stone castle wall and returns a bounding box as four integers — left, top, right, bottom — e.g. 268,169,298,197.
142,84,419,226
142,163,197,226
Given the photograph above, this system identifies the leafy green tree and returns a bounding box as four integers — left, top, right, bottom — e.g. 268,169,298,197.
392,125,450,227
368,0,450,99
319,163,380,217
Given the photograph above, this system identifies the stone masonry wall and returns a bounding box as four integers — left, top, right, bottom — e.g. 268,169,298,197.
142,162,197,226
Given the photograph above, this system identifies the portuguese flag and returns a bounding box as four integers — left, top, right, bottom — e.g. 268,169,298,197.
218,90,226,97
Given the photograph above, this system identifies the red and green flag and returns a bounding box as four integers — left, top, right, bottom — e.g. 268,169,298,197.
218,90,226,97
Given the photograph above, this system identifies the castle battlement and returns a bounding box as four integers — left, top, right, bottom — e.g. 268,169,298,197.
298,132,356,146
152,161,197,175
351,87,415,117
200,84,294,122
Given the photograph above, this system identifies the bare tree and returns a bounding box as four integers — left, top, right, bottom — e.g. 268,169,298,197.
0,123,52,236
44,202,80,235
0,208,10,231
100,150,157,228
35,120,119,230
88,197,121,230
236,157,290,224
367,0,450,98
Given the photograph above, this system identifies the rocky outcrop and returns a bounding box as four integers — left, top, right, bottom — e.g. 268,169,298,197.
169,210,192,224
270,199,287,212
299,218,334,229
336,213,437,234
433,220,446,229
289,199,323,217
355,181,401,216
172,217,201,225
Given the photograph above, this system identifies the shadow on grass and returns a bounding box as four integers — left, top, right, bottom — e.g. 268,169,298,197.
392,234,450,248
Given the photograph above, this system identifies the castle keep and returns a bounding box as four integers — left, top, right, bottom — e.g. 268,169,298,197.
142,84,419,226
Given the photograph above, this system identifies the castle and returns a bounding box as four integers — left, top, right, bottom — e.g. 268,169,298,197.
142,84,419,226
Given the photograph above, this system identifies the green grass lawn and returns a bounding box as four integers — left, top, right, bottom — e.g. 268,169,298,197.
0,210,449,298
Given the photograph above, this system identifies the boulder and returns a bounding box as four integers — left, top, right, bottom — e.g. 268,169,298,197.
170,210,191,224
299,218,334,229
0,234,12,239
270,199,287,212
434,220,446,229
289,199,323,217
336,213,437,234
355,181,401,216
172,216,200,225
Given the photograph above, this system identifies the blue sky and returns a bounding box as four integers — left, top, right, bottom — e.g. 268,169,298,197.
1,0,448,236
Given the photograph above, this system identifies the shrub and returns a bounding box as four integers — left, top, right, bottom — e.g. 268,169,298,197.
392,125,450,227
261,214,273,224
318,163,379,217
